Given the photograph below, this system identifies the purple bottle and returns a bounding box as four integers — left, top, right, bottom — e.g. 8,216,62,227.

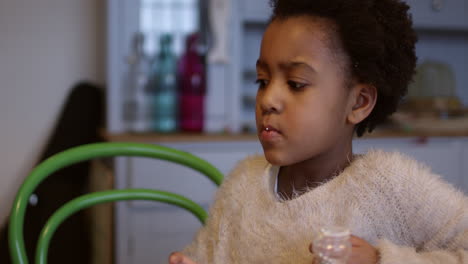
178,33,206,132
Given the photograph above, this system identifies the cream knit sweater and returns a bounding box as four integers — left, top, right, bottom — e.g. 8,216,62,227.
183,150,468,263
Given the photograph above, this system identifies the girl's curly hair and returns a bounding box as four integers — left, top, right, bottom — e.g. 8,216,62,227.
269,0,418,136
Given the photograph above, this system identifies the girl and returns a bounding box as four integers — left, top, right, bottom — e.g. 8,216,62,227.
170,0,468,263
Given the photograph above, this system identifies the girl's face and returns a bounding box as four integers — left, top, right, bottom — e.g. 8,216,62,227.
255,16,356,166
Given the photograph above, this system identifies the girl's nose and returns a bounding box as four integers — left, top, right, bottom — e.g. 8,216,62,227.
257,84,283,114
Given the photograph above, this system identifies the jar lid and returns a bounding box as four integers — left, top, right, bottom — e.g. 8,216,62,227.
320,226,350,237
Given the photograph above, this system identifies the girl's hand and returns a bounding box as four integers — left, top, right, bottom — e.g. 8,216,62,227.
168,252,198,264
310,235,380,264
346,235,380,264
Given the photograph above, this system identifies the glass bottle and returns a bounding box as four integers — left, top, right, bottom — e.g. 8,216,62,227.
312,226,351,264
147,34,178,132
122,32,152,132
178,33,206,132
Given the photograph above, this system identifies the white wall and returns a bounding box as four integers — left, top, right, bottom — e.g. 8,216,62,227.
0,0,105,226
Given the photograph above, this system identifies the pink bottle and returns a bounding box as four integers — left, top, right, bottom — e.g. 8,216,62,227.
178,33,206,132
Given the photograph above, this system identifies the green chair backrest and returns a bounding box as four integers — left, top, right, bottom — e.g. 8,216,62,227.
9,142,224,264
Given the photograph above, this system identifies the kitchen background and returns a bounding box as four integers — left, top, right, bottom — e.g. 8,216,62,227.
106,1,468,263
0,0,467,263
108,0,468,136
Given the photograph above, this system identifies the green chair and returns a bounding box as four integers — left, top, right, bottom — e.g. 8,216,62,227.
8,142,224,264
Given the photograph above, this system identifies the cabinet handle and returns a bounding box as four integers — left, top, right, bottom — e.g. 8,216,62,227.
431,0,444,12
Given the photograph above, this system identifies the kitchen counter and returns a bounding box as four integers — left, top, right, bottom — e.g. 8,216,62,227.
104,127,468,143
104,112,468,142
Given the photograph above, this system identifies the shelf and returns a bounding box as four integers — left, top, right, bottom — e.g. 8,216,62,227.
361,128,468,139
104,127,468,143
104,131,259,143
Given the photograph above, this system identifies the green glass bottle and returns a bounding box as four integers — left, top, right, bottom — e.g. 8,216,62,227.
147,34,178,132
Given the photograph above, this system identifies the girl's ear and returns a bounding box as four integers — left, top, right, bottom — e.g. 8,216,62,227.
347,83,377,125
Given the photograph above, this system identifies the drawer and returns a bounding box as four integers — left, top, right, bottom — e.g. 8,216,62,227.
404,0,468,30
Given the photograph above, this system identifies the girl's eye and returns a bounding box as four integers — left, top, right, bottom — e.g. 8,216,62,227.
255,79,268,89
287,81,307,90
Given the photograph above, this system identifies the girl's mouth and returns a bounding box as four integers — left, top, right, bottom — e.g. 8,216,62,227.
259,125,282,142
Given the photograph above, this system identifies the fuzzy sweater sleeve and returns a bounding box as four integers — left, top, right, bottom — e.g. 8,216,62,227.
376,155,468,264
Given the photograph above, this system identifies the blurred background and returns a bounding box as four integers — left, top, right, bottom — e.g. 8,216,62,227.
0,0,467,263
0,0,105,228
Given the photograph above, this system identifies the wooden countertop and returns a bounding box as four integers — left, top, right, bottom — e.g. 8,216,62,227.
105,131,259,143
104,113,468,142
104,127,468,143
